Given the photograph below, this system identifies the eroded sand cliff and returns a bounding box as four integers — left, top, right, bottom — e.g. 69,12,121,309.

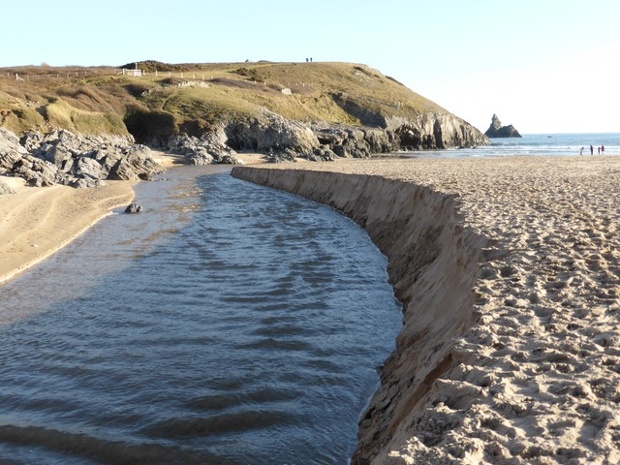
232,157,620,465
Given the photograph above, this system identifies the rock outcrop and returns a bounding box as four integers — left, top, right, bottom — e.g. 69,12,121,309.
151,109,488,163
484,114,522,138
0,128,164,188
166,129,243,166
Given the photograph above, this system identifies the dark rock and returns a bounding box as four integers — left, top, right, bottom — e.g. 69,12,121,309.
225,110,319,155
71,178,105,189
219,154,244,165
124,203,143,214
484,114,522,138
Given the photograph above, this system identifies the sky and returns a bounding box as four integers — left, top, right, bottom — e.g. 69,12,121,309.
3,0,619,134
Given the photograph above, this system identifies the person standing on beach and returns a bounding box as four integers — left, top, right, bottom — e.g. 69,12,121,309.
598,146,601,155
590,144,594,155
602,145,605,155
580,147,584,155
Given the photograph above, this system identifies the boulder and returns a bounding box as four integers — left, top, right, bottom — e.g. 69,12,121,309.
109,158,141,181
106,144,162,181
124,203,143,214
0,128,28,174
484,114,522,138
167,128,237,165
25,129,162,184
219,154,244,165
75,157,104,180
13,155,62,187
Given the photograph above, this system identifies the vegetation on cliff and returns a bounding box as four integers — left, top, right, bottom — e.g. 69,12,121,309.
0,61,487,151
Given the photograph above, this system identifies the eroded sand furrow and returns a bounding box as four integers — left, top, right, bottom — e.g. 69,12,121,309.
233,156,620,465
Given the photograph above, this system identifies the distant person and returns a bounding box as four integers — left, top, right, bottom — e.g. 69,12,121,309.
580,146,584,155
598,146,601,155
305,58,308,63
602,145,605,155
590,144,594,155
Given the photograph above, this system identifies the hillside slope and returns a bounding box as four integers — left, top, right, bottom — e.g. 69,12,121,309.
0,61,488,157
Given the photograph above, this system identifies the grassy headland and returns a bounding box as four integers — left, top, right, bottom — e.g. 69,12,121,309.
0,61,460,140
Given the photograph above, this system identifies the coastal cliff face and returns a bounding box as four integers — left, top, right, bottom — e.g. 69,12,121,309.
1,62,488,164
231,166,486,464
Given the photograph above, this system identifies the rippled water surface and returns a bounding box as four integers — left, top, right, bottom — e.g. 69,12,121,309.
0,166,402,465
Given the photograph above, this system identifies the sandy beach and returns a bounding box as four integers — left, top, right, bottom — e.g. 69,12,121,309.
0,150,266,285
233,156,620,465
3,153,620,463
0,176,136,284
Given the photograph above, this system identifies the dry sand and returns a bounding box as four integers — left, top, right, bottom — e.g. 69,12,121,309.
233,156,620,465
0,176,135,284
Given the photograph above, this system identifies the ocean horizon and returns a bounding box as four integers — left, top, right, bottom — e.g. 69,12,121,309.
393,132,620,158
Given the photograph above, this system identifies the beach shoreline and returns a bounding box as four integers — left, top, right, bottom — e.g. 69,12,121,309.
0,176,137,284
0,151,267,285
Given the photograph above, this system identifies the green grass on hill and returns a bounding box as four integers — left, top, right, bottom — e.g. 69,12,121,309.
0,61,448,136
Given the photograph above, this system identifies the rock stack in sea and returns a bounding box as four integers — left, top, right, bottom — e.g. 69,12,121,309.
484,114,522,138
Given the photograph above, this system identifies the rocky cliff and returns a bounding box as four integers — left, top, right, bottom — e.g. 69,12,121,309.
1,61,488,169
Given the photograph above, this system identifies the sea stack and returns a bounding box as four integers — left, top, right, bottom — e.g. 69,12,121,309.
484,114,522,138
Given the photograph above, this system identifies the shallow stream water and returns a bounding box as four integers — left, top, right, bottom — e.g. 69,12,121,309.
0,166,402,465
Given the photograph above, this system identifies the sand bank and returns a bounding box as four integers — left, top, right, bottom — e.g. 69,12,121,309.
0,150,268,286
232,156,620,465
0,176,135,284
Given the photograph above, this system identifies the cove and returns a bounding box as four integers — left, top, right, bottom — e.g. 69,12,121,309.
0,165,402,464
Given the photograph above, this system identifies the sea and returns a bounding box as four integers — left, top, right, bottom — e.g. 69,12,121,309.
395,132,620,158
1,132,618,465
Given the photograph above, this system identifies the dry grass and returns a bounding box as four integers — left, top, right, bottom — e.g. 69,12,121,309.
0,61,447,136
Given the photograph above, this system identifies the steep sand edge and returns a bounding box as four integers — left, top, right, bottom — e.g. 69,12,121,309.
231,166,487,463
233,157,620,465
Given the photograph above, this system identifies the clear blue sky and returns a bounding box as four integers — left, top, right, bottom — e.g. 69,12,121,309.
3,0,619,133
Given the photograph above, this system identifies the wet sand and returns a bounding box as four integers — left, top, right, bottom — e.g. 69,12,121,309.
0,176,135,284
